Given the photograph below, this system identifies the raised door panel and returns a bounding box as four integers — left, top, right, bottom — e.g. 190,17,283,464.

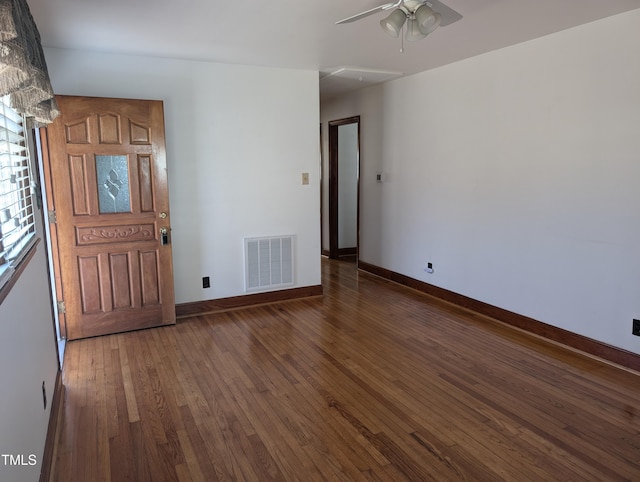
109,252,133,309
130,121,151,145
139,250,160,307
137,155,154,212
68,155,91,216
78,255,102,314
98,114,121,144
65,119,90,144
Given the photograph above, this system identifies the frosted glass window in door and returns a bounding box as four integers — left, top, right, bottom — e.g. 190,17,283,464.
96,155,131,213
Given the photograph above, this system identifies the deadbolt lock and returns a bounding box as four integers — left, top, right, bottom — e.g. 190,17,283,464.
160,227,169,245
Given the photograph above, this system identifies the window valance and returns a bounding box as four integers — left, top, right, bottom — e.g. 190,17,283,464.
0,0,58,125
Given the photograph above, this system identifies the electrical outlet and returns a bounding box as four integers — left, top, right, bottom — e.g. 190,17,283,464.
633,319,640,337
424,262,434,274
202,276,210,289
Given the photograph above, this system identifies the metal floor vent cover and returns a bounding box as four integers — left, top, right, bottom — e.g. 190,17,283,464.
244,235,294,291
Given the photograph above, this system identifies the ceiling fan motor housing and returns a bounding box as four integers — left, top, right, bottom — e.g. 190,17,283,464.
404,0,428,14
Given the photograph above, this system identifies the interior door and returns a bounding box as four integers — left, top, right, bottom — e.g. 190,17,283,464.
45,95,175,340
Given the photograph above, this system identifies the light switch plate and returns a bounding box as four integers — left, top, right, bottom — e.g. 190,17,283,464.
302,172,309,185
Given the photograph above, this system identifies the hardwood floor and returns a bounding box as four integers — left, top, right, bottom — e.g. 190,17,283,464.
51,258,640,481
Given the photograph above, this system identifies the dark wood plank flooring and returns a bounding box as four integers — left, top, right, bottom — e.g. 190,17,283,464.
51,258,640,481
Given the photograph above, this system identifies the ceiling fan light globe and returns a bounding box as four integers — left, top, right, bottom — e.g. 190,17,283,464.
379,9,406,38
405,18,427,41
415,5,441,35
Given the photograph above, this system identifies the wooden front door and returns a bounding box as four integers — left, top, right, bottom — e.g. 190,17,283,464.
44,96,175,340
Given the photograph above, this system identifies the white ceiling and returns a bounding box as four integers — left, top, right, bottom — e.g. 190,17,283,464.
28,0,640,100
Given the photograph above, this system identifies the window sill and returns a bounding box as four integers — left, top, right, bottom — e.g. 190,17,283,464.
0,237,41,305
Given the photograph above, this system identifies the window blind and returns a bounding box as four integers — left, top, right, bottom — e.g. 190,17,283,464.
0,95,36,289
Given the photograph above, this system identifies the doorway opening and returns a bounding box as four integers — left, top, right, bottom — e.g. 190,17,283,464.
327,116,360,261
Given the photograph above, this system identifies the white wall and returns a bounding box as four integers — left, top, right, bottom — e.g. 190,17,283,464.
0,232,59,480
44,49,321,303
321,9,640,355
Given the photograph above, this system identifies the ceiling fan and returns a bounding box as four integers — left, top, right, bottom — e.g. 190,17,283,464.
336,0,463,41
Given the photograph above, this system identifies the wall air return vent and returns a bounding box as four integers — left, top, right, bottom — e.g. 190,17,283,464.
244,235,294,292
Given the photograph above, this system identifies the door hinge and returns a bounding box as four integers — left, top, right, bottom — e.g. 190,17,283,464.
48,210,57,223
56,301,66,314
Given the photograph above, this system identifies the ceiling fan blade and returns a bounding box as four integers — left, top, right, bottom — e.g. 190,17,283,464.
336,1,401,25
427,0,462,27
